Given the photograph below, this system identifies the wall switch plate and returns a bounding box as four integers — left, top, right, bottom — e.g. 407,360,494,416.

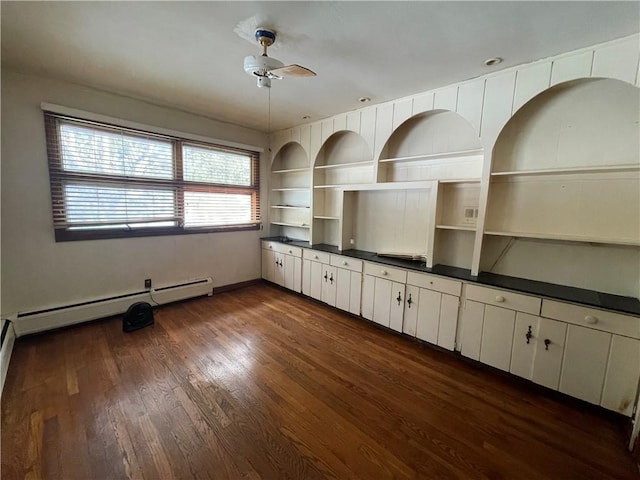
144,279,152,289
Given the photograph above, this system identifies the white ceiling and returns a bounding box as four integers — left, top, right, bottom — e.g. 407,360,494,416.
2,2,638,133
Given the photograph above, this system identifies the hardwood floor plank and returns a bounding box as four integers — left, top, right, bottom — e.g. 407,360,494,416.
2,283,637,479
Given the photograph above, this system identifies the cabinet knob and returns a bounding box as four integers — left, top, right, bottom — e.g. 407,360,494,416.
381,270,388,276
584,315,598,325
269,245,273,249
429,281,433,285
289,250,293,254
495,295,505,303
342,261,348,266
314,255,318,259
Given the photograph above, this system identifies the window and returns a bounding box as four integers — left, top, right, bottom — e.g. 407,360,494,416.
44,113,260,241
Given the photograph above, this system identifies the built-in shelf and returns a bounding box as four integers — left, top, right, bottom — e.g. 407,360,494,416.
271,221,311,229
314,216,340,220
314,185,342,189
271,188,310,192
439,178,481,184
491,164,640,177
379,149,484,164
436,225,477,232
271,167,309,174
314,160,373,170
271,205,310,210
484,230,640,247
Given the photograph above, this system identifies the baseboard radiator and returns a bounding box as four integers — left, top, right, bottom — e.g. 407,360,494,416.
1,317,17,397
13,277,213,337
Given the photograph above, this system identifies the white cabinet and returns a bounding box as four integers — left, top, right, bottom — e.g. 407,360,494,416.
331,255,362,316
362,262,407,332
531,317,567,390
509,313,539,380
261,241,302,292
602,335,640,416
559,325,611,405
460,285,540,372
302,249,330,300
321,265,337,307
403,272,461,351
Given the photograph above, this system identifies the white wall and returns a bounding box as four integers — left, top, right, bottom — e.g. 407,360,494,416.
1,69,269,315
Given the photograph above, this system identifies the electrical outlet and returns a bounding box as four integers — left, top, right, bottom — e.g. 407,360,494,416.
144,278,152,289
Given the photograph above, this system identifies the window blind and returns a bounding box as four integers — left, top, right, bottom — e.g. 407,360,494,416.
44,112,260,241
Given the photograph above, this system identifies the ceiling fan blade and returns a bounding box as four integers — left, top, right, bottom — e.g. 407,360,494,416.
270,64,316,78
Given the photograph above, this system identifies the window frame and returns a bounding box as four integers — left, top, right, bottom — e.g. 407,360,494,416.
44,112,261,242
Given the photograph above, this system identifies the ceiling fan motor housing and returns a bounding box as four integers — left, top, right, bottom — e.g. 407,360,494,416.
243,54,284,77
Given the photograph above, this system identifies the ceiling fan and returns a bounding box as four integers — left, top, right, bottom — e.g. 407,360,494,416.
243,28,316,88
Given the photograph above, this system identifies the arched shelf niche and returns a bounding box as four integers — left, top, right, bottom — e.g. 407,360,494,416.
311,130,373,247
269,141,311,240
481,78,640,298
378,109,483,183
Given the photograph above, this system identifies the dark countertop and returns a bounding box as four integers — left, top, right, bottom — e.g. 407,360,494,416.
262,236,640,316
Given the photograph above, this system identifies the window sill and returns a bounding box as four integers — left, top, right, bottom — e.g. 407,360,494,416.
54,224,260,242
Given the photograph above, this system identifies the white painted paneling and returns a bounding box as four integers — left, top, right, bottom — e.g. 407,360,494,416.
393,98,413,131
479,305,516,371
290,126,301,146
299,124,311,157
346,111,361,134
416,288,440,344
480,71,516,144
512,62,552,113
434,86,458,111
593,36,640,86
309,122,322,164
412,92,434,115
456,80,484,134
374,103,394,160
360,107,377,155
551,50,594,86
373,277,392,327
321,119,334,144
333,113,347,133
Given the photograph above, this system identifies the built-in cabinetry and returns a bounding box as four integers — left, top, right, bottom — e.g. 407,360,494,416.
269,142,311,241
402,272,461,351
261,241,302,293
361,262,407,332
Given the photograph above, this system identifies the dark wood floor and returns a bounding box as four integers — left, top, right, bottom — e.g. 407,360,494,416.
2,283,638,479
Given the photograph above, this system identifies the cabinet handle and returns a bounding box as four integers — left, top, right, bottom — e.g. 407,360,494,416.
279,260,283,267
381,270,388,276
269,245,273,249
342,261,348,266
275,259,279,265
584,315,598,325
397,292,402,305
407,293,413,308
314,255,319,260
324,271,328,282
288,250,293,254
544,339,551,350
525,325,532,344
495,295,505,303
329,274,334,284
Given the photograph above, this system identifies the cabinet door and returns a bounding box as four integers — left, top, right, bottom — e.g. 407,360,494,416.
292,257,302,293
559,325,611,405
480,305,516,371
416,289,441,344
532,317,567,390
373,278,392,327
361,275,375,320
321,265,337,307
274,253,285,287
309,261,323,301
284,254,295,290
302,259,311,296
460,300,485,360
389,282,406,333
403,285,420,336
510,313,539,380
601,335,640,416
335,267,351,312
262,249,275,282
348,272,362,316
437,294,459,351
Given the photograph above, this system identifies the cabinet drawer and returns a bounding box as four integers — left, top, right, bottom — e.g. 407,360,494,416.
330,255,363,272
407,271,461,296
363,262,407,283
303,249,330,264
542,300,640,339
465,284,540,315
261,241,302,257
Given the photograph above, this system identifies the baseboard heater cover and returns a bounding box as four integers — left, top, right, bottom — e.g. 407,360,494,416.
14,277,213,337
